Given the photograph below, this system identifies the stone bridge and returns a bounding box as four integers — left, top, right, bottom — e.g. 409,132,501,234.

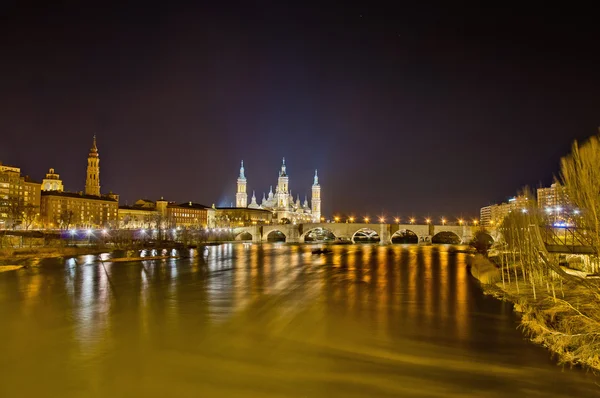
234,223,494,244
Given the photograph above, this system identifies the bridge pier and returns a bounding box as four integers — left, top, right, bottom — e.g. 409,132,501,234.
286,226,300,243
379,224,391,245
251,226,262,243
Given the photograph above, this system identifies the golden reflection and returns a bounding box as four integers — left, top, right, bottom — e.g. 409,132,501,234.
423,246,433,329
439,248,449,332
455,252,470,341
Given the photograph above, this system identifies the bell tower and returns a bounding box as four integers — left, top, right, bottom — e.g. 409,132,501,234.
236,160,248,207
311,170,321,222
85,135,101,196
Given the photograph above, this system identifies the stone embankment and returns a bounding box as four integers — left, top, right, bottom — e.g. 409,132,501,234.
469,254,600,372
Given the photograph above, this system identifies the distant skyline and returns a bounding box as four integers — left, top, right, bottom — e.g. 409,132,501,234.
1,2,599,219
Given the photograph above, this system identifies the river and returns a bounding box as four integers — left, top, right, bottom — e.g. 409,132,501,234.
0,244,598,397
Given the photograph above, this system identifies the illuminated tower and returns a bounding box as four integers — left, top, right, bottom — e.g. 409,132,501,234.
311,170,321,222
276,158,289,209
85,135,101,196
236,160,247,208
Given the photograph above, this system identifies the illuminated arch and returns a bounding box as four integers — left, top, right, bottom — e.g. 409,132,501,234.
352,228,380,243
235,231,253,241
391,229,418,244
266,230,286,242
302,227,337,242
432,231,461,244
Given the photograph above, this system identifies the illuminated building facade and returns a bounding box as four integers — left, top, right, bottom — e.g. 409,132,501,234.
166,202,215,228
85,135,101,196
214,207,273,227
0,163,41,229
42,168,64,192
537,183,574,224
234,158,322,224
40,191,118,228
480,195,529,226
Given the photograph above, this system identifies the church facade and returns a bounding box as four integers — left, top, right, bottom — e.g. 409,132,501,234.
235,159,321,224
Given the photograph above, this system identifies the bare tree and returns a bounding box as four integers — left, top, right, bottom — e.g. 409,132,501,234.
59,210,74,230
559,133,600,256
21,204,38,230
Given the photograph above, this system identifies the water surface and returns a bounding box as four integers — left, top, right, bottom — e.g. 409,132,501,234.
0,244,598,397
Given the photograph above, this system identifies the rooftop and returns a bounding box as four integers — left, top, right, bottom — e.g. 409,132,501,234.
41,191,117,202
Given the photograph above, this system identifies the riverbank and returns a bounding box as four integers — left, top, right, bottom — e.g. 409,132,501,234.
470,254,600,372
0,246,108,261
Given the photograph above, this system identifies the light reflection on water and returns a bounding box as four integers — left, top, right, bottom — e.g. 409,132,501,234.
0,243,599,397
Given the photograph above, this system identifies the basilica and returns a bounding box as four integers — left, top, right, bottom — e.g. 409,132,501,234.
235,158,321,224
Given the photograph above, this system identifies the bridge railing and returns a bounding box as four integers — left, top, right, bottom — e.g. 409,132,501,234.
538,225,596,254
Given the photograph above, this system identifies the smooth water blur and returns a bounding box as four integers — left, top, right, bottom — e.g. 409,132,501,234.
0,244,598,397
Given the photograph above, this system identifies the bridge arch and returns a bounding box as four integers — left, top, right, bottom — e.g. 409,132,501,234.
352,228,380,244
235,231,253,241
266,230,286,242
391,229,418,244
432,231,461,244
302,227,337,243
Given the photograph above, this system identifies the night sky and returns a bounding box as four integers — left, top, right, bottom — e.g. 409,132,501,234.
1,2,599,221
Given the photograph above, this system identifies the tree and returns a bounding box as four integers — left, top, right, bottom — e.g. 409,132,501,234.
59,210,74,230
560,133,600,255
21,204,38,230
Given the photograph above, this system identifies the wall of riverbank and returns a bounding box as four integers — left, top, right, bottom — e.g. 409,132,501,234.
470,255,600,372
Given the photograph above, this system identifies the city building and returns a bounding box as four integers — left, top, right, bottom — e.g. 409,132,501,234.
537,183,574,224
118,199,159,229
0,163,41,229
41,168,64,192
85,135,101,196
40,191,118,228
214,207,273,227
234,158,321,224
166,202,215,228
537,183,569,209
480,195,529,226
39,136,119,229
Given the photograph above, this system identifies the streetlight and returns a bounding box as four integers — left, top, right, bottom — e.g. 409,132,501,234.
379,216,385,223
394,217,400,224
364,217,370,224
349,216,355,223
334,216,340,223
425,218,431,224
458,219,463,225
409,218,415,224
473,219,479,226
441,218,446,225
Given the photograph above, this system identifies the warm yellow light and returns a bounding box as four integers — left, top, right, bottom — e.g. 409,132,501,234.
473,219,478,225
458,219,463,225
379,217,385,223
349,217,355,223
425,218,431,224
334,216,340,222
441,218,446,225
364,217,370,223
409,218,415,224
394,217,400,223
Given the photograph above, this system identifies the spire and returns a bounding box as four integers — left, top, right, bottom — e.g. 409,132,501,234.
313,169,319,185
239,160,245,179
251,190,256,200
88,135,99,157
280,157,287,176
